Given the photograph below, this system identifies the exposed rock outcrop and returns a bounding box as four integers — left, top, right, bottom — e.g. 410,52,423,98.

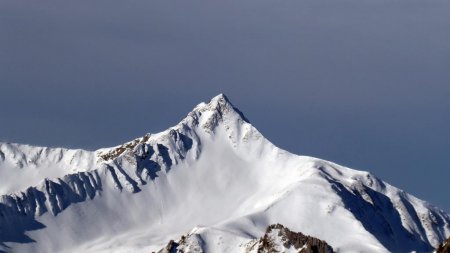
248,224,334,253
157,234,204,253
437,236,450,253
156,224,333,253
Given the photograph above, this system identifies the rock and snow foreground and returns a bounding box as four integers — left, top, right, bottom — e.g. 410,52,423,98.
436,237,450,253
0,94,449,253
157,223,334,253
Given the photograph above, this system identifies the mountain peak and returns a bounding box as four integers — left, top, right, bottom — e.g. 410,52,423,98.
203,93,232,112
211,93,230,103
189,93,249,125
96,94,251,163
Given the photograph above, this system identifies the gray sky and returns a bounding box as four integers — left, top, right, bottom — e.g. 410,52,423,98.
1,0,449,212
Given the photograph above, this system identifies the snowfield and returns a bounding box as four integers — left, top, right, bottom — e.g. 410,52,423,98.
0,94,449,253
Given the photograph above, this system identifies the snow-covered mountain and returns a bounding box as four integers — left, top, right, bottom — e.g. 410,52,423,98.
0,94,449,253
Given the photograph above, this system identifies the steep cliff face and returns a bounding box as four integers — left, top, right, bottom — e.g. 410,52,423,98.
0,94,449,253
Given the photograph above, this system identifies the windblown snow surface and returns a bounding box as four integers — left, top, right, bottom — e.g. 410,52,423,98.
0,94,449,253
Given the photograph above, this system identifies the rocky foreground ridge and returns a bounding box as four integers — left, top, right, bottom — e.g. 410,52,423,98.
156,224,334,253
436,236,450,253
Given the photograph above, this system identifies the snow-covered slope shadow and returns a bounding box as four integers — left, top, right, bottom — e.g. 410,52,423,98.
322,173,431,252
0,94,449,253
0,170,104,252
0,203,45,252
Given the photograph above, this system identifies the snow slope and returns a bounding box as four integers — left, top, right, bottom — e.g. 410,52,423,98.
0,143,98,194
0,94,449,253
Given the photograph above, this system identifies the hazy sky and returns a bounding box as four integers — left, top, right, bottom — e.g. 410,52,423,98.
1,0,449,212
